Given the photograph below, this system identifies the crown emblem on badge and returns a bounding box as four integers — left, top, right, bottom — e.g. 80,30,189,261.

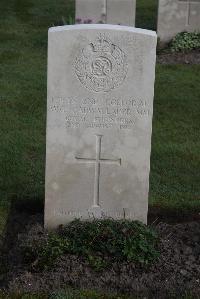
90,34,113,53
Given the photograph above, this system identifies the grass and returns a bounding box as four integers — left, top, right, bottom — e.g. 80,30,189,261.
136,0,158,30
150,64,200,211
0,0,199,217
0,204,9,237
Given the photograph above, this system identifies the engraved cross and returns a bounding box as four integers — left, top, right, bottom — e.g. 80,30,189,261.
75,135,121,208
179,0,200,26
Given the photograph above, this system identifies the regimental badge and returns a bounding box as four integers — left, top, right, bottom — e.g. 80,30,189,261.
74,34,128,93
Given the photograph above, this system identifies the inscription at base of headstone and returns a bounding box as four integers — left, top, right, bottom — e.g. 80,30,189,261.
157,0,200,43
45,24,157,229
75,0,136,26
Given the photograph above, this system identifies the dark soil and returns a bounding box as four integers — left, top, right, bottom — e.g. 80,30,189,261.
0,207,200,298
157,49,200,65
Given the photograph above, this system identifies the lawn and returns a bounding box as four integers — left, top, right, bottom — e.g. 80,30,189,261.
0,0,200,233
136,0,158,30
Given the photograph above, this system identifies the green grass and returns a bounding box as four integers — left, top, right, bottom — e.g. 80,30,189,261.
150,64,200,211
0,0,74,210
0,1,199,220
136,0,158,30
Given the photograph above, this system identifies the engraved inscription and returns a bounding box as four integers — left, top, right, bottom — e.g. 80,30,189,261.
54,209,82,217
49,96,150,130
75,135,121,209
74,34,128,92
54,209,135,219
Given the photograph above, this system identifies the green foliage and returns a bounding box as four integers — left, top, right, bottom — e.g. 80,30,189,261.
22,220,159,271
170,32,200,52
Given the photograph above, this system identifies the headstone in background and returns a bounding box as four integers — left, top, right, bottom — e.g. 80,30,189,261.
75,0,136,26
157,0,200,43
76,0,105,24
45,24,157,229
107,0,136,26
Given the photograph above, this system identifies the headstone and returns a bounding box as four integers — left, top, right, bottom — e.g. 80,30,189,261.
75,0,105,24
75,0,136,26
157,0,200,43
45,24,157,229
107,0,136,26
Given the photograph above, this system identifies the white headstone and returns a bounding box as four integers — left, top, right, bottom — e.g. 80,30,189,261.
157,0,200,43
107,0,136,26
75,0,136,26
76,0,105,24
45,24,157,229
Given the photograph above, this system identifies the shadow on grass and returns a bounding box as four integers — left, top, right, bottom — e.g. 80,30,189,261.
0,198,43,289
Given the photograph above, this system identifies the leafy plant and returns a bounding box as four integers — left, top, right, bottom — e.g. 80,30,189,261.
170,31,200,52
21,219,159,271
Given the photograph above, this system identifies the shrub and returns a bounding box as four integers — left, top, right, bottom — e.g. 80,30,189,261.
21,219,159,271
170,31,200,52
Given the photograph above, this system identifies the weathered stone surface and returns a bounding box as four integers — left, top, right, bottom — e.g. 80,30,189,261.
75,0,136,25
76,0,105,24
45,24,157,229
157,0,200,43
106,0,136,26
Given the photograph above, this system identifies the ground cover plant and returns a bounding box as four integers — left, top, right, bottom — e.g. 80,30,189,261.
1,213,199,297
21,219,159,271
170,32,200,52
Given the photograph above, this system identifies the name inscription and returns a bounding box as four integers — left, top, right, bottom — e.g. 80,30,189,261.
49,96,150,130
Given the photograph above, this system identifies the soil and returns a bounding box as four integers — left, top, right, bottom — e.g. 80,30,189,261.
157,49,200,65
0,207,200,298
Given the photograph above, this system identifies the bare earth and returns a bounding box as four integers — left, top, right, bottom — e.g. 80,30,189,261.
157,49,200,65
1,210,200,299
